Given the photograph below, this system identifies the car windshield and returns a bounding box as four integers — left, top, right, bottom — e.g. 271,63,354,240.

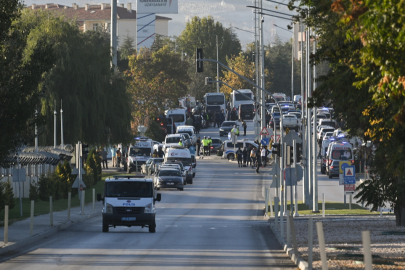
179,133,190,139
331,149,352,159
129,148,151,156
166,137,181,143
240,104,254,112
272,112,281,117
178,130,193,136
159,170,181,177
106,182,153,197
206,95,225,105
211,139,221,144
167,157,191,166
221,122,236,127
168,114,185,123
235,93,252,101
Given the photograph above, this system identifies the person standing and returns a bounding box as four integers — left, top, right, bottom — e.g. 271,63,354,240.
242,120,247,136
196,137,201,156
111,145,117,167
236,147,243,167
242,146,248,167
256,147,262,173
207,136,212,156
100,148,108,169
116,148,122,168
202,136,208,156
250,147,256,169
261,146,267,167
178,139,183,146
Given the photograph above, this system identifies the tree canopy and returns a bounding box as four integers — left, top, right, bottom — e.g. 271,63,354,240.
177,16,242,78
289,0,405,225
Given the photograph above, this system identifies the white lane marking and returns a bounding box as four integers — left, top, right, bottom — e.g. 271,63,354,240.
210,227,216,230
155,218,161,220
239,226,252,227
165,225,178,227
190,225,202,227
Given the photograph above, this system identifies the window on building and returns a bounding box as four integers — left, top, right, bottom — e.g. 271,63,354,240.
93,23,98,31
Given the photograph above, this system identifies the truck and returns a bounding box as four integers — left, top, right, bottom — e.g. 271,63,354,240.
97,175,161,233
126,138,153,173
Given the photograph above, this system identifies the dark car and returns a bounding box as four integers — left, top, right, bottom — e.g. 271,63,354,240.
270,112,281,128
219,121,239,136
327,160,340,178
210,138,223,153
155,169,184,191
238,104,254,120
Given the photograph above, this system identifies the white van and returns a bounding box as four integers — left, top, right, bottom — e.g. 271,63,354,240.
165,108,187,128
97,175,161,233
222,139,260,160
165,146,194,183
176,125,196,146
326,141,354,163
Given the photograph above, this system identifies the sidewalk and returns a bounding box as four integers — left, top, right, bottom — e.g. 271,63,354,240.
0,160,121,255
0,199,103,255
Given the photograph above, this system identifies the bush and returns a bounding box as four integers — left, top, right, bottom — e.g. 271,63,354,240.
85,149,101,186
29,180,38,201
38,174,52,201
3,179,15,209
0,182,4,211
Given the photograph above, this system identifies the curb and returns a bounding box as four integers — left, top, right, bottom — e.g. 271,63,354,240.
269,221,309,270
0,209,100,255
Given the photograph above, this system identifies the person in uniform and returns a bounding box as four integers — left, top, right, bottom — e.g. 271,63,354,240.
236,146,243,167
207,136,212,156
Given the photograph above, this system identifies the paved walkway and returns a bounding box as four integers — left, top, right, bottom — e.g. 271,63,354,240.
0,160,122,255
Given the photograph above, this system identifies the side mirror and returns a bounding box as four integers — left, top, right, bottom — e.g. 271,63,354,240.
97,193,103,202
155,193,162,202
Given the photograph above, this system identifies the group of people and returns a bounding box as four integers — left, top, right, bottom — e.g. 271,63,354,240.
235,145,271,173
195,136,212,156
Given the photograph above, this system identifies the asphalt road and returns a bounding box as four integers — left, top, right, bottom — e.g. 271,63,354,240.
0,123,296,269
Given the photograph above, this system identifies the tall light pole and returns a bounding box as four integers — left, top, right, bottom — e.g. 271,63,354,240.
111,0,117,69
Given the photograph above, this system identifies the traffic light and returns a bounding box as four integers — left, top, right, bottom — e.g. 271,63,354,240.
272,143,281,157
296,143,302,163
196,48,203,72
81,144,89,160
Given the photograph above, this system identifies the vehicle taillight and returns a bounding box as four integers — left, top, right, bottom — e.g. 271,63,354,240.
351,160,354,164
189,167,192,171
329,159,332,165
330,166,334,169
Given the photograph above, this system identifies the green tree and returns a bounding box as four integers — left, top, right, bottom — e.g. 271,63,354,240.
10,9,133,147
0,2,55,166
177,16,242,77
144,119,166,143
0,182,5,211
118,33,136,71
4,179,15,209
126,46,190,125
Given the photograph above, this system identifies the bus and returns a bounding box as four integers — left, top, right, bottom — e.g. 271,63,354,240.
203,93,226,113
230,89,254,111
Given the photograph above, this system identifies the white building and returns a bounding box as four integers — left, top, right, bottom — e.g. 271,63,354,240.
29,3,171,48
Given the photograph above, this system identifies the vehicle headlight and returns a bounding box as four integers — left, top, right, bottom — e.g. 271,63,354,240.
157,177,162,183
219,128,224,131
144,203,152,213
105,203,113,214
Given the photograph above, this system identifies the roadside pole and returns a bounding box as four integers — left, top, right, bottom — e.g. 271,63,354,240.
313,108,319,212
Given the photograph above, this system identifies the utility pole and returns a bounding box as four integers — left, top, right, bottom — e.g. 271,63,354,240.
260,0,266,138
291,23,294,102
300,23,307,204
312,28,318,212
54,105,57,149
216,34,219,93
60,99,64,149
111,0,117,68
306,27,312,208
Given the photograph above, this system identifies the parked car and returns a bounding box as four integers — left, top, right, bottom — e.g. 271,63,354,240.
141,158,164,174
219,121,239,136
210,138,223,153
154,168,184,191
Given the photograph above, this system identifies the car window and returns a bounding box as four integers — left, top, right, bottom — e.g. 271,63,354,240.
166,137,181,143
222,122,236,127
159,170,181,177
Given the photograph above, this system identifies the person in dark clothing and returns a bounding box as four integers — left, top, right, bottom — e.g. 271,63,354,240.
195,116,201,134
242,120,247,136
236,147,243,167
265,112,270,128
250,147,256,169
242,147,248,166
158,147,164,158
255,147,262,173
220,109,225,125
196,137,201,156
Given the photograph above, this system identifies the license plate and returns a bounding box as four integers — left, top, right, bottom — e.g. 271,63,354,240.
122,217,136,221
246,114,250,117
167,182,174,185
